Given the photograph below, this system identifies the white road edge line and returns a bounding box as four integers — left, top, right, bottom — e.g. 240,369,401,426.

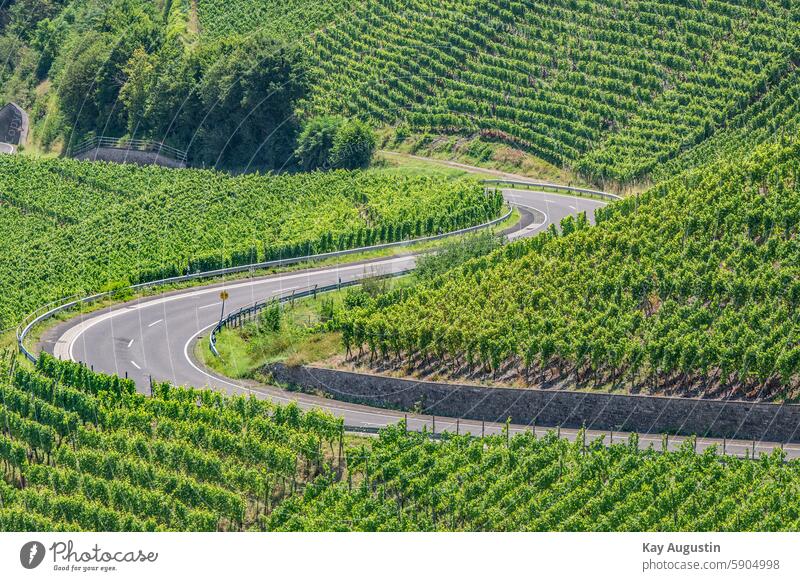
148,319,163,327
59,254,418,362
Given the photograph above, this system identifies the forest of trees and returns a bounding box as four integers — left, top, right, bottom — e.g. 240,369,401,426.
0,0,353,170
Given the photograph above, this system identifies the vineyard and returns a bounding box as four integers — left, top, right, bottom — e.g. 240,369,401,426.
0,156,502,329
651,64,800,183
6,0,800,540
196,0,357,41
271,425,800,532
3,354,799,532
287,0,800,183
0,353,346,531
333,139,800,401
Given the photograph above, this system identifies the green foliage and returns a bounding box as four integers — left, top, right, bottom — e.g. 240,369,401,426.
6,355,800,532
6,0,799,180
0,353,346,531
260,303,282,333
269,426,800,532
328,119,376,170
0,155,501,328
196,0,355,41
415,231,502,282
336,139,800,399
294,115,344,171
189,34,309,169
294,116,377,171
299,0,799,183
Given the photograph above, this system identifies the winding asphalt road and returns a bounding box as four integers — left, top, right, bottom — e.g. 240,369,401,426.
40,185,798,458
46,187,588,390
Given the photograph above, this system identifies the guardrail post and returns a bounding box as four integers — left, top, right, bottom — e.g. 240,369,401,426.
19,181,608,366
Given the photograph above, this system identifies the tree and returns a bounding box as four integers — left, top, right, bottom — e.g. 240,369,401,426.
56,33,110,140
293,115,343,171
192,34,309,170
328,119,376,170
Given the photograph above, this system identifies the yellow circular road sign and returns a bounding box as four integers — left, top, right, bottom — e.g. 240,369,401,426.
220,291,229,301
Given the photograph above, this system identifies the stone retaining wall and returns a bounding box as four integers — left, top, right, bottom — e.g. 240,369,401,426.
268,363,800,442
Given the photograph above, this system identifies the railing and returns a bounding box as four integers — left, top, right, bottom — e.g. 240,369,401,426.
15,202,513,364
69,136,188,162
209,270,411,356
16,178,620,364
483,180,622,201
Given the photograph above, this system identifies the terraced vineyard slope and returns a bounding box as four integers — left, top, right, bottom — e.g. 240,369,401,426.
271,425,800,532
0,354,345,531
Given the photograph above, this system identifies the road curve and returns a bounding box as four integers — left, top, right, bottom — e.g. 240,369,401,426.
41,185,798,458
48,187,597,386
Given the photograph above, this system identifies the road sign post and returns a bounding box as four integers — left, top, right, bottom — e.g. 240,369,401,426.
219,290,229,323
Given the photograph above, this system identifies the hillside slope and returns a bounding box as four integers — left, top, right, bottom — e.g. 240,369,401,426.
336,138,800,401
0,156,499,329
296,0,798,182
4,0,798,182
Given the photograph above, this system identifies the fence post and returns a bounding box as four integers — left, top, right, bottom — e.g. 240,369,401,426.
432,416,435,436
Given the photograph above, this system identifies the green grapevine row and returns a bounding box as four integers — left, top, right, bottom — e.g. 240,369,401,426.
0,155,501,329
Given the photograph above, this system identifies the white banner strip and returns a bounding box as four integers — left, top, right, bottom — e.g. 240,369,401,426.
1,533,798,581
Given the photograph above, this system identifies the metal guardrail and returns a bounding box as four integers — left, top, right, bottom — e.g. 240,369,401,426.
69,137,188,162
16,179,618,364
15,202,515,364
209,270,411,356
483,180,622,201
